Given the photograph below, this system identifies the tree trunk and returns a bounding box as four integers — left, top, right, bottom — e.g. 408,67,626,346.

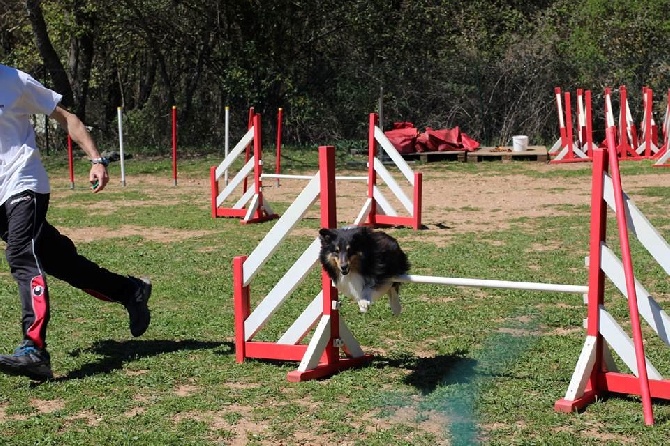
24,0,74,108
68,0,96,121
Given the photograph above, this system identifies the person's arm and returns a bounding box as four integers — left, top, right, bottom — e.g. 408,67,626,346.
49,105,109,192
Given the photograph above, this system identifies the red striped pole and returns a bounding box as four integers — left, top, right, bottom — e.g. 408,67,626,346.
367,113,378,227
584,90,594,158
319,146,338,366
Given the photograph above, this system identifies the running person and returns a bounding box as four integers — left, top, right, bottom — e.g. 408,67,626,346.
0,63,152,381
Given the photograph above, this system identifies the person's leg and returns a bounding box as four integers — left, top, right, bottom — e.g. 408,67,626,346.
0,191,53,380
34,200,152,338
3,191,51,347
0,191,151,381
38,221,140,302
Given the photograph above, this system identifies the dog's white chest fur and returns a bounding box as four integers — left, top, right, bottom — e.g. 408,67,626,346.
334,272,395,313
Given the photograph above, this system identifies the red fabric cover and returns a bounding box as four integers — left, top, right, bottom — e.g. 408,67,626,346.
386,122,481,154
384,127,418,154
415,132,430,152
425,127,460,151
460,132,480,151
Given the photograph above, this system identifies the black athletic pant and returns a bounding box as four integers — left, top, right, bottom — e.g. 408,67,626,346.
0,190,136,349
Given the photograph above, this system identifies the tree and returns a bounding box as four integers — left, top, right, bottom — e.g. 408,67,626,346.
24,0,74,108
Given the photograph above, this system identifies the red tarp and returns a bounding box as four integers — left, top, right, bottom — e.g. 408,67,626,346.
384,127,418,154
384,122,479,154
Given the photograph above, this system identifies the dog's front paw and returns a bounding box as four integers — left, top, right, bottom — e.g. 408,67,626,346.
358,300,370,313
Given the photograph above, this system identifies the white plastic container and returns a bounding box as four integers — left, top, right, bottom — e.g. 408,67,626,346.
512,135,529,152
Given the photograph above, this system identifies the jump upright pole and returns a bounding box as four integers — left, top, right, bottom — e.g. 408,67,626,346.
604,126,654,425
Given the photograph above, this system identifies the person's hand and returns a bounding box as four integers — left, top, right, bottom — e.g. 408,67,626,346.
90,163,109,192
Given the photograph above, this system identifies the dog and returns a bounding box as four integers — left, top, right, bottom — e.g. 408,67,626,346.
318,226,410,315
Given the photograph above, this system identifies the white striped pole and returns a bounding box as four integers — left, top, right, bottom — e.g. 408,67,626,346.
393,274,588,295
261,174,368,181
224,106,230,186
117,106,126,187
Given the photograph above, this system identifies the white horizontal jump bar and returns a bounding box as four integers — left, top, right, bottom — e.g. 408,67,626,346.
393,274,588,294
261,174,368,181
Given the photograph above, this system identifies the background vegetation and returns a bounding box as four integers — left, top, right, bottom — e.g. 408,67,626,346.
3,0,670,153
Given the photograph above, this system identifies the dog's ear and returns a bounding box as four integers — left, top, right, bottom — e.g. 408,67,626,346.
319,228,335,243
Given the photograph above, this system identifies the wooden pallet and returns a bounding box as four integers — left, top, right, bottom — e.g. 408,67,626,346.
467,146,549,163
401,150,467,163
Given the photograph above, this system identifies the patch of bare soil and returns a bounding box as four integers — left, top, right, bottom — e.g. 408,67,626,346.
49,162,670,244
253,163,670,237
31,398,65,414
57,225,217,244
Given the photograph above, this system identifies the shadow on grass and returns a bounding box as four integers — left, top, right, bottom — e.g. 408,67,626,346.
59,339,234,380
372,350,478,395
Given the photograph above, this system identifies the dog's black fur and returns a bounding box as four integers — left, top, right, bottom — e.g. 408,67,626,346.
318,226,410,314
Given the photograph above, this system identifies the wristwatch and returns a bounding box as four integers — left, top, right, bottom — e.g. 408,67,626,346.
91,157,109,167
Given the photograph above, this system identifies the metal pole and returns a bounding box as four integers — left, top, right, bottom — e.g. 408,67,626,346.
224,106,230,185
172,105,178,186
118,107,126,186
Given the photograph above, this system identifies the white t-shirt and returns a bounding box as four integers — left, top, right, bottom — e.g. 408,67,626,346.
0,64,61,205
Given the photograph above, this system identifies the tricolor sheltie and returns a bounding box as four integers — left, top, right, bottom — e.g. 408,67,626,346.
318,226,410,315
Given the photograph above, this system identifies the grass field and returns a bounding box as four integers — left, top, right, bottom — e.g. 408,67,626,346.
1,148,670,445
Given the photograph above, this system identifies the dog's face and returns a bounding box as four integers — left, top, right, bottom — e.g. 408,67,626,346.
319,228,366,276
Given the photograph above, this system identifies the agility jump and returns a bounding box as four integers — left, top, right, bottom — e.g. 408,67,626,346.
553,85,669,164
233,129,670,424
636,87,659,158
232,146,586,382
210,111,423,229
553,126,670,426
550,87,591,163
209,112,278,224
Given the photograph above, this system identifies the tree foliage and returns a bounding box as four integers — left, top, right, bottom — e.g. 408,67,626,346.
2,0,670,151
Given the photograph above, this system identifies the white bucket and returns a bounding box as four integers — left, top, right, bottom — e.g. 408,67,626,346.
512,135,529,152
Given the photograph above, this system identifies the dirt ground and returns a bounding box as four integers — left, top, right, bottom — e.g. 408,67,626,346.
53,160,670,243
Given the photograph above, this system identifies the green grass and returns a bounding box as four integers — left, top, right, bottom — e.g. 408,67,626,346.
1,149,670,444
